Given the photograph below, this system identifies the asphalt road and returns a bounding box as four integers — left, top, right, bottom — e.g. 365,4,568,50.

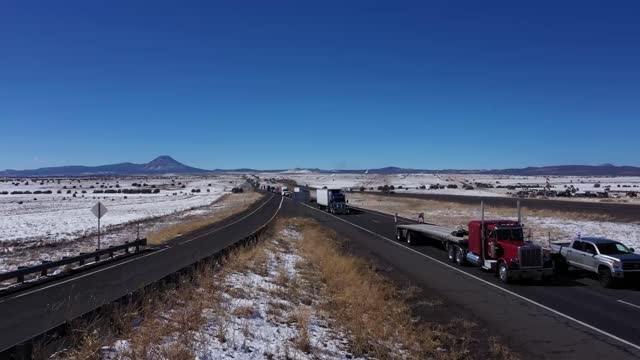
282,197,640,359
0,193,283,353
360,191,640,222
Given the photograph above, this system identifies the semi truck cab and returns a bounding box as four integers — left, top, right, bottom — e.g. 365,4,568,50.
466,220,553,283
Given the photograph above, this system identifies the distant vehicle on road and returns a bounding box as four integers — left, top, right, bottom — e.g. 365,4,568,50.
316,188,349,214
549,237,640,287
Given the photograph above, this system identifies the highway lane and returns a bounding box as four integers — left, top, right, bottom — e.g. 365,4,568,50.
0,193,282,353
283,198,640,359
359,191,640,222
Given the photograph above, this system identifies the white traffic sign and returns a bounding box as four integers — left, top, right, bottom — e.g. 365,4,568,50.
91,202,108,219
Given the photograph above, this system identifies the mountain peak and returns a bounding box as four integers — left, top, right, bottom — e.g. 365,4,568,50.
148,155,179,164
143,155,203,172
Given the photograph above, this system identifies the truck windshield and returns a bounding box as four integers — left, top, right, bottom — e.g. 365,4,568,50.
496,228,523,241
596,242,632,255
332,194,345,202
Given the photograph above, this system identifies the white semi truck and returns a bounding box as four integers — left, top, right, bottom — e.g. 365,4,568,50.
316,188,349,214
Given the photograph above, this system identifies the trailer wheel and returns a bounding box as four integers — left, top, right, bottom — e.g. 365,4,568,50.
498,262,510,284
406,231,414,246
395,228,404,242
447,245,456,263
455,247,466,265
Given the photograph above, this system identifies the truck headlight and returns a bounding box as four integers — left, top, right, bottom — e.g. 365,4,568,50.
606,259,622,269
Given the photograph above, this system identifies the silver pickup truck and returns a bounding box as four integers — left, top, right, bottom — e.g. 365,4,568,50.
549,237,640,287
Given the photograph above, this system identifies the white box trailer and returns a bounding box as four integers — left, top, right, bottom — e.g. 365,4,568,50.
316,188,349,214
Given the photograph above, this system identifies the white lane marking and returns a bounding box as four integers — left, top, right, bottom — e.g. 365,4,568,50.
371,219,379,223
618,300,640,310
301,203,640,352
2,195,279,303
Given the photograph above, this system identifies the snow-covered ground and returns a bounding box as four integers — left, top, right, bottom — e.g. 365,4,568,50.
0,175,253,273
259,172,640,202
102,226,361,360
0,175,245,244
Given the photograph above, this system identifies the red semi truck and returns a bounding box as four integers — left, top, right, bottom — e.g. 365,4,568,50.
395,203,553,283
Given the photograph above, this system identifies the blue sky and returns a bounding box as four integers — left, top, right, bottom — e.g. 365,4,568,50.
1,1,639,170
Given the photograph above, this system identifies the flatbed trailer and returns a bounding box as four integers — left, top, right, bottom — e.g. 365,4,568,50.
395,224,467,247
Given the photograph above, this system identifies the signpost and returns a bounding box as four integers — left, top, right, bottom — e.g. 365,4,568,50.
91,202,108,250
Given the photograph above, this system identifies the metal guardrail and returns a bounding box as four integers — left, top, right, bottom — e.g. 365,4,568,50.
0,239,147,285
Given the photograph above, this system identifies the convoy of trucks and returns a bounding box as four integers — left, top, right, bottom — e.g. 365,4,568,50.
263,183,637,287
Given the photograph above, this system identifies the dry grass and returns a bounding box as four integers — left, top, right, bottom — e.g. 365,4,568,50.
148,191,263,245
489,336,520,360
289,217,474,359
233,305,257,319
292,308,312,354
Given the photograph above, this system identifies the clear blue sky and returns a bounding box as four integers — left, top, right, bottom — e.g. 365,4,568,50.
1,1,639,170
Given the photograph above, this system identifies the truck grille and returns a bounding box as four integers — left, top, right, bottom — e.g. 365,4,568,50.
519,246,542,268
623,262,640,271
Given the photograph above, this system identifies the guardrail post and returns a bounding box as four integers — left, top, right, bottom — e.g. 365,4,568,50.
41,260,51,276
17,266,27,283
125,241,130,254
79,253,86,266
108,246,114,258
95,250,100,263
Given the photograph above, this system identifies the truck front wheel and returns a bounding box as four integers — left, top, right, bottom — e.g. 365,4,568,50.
552,257,568,275
498,262,510,284
598,267,615,288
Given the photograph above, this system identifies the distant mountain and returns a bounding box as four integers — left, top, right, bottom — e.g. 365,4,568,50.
2,158,639,177
0,156,208,176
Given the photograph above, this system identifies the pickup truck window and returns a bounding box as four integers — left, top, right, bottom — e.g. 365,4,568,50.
583,243,597,255
572,241,584,251
596,242,632,255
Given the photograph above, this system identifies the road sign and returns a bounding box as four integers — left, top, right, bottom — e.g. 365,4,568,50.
91,202,108,219
91,202,108,249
